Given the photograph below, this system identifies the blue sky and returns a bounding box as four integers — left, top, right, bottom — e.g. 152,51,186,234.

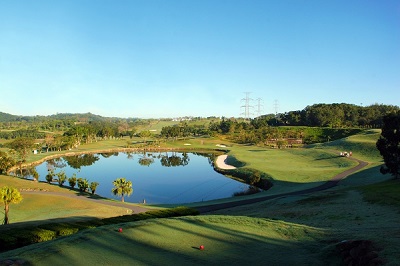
1,0,399,118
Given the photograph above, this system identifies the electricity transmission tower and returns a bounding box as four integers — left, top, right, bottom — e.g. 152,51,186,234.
273,99,279,125
255,98,263,117
273,99,279,115
241,92,254,119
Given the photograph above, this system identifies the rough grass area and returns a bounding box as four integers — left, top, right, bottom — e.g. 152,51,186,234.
0,215,328,265
360,179,400,208
209,180,400,265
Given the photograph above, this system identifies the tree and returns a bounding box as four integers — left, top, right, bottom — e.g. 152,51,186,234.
7,137,35,175
68,174,77,189
1,186,23,224
0,151,16,174
31,168,39,182
90,182,99,195
111,177,133,202
56,171,67,186
45,170,55,183
77,178,89,192
376,113,400,179
138,130,152,143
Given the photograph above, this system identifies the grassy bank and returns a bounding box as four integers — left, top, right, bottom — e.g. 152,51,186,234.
0,215,328,265
0,175,146,224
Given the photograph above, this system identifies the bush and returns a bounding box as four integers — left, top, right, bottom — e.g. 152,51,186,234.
30,228,57,243
216,167,273,190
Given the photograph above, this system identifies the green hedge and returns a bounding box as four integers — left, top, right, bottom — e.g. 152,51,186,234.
0,206,199,253
215,167,273,190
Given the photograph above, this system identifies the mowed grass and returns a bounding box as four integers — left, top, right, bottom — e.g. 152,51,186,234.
227,145,358,194
6,193,132,224
0,175,135,223
311,129,382,163
0,215,328,266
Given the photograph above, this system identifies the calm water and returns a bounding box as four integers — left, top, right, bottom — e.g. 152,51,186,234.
28,152,247,204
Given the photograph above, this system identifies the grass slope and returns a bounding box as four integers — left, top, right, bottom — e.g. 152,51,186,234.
0,216,327,265
227,145,358,195
0,175,137,224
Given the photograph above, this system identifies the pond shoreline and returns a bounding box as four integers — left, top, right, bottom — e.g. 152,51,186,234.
8,147,226,174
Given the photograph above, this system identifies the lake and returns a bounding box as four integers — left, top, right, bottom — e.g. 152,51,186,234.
26,151,247,204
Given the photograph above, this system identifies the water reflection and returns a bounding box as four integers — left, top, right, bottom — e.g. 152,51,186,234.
23,152,247,204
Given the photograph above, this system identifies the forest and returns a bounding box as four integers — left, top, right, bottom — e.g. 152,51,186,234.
0,103,398,151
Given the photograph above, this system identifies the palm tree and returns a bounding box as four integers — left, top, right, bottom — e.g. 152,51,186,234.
111,178,133,202
68,174,77,189
56,171,67,187
90,182,99,195
1,186,23,225
77,178,89,192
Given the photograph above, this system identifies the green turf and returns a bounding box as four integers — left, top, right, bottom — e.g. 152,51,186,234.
310,129,382,163
0,215,328,265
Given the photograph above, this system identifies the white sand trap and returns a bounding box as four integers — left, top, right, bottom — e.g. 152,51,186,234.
215,155,236,170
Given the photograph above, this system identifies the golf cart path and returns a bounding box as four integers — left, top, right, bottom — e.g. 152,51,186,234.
196,156,368,213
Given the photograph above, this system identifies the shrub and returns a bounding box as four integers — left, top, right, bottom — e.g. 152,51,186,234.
30,228,57,242
216,167,273,190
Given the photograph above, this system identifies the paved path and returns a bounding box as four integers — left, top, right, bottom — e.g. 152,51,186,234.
195,157,368,213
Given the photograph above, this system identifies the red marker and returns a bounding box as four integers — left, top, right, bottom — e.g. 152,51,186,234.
118,228,123,233
199,245,204,250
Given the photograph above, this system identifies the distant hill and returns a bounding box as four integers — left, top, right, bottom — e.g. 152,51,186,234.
0,111,140,123
0,112,20,122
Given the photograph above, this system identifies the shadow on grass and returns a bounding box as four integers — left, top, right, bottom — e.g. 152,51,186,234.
196,157,373,213
1,215,333,265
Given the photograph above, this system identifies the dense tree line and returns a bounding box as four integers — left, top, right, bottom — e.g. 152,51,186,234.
206,118,363,145
0,129,46,140
254,103,399,128
160,123,211,140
